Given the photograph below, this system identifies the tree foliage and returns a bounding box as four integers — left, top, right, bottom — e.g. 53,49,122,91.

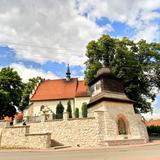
0,67,44,117
85,35,160,113
66,100,72,118
20,77,44,111
147,126,160,136
56,101,64,119
75,108,79,118
82,102,88,118
0,67,23,118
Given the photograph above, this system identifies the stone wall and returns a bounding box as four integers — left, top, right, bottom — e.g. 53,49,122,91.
29,117,98,147
0,109,149,149
0,125,51,149
1,126,29,148
88,101,149,141
25,133,51,149
0,116,99,148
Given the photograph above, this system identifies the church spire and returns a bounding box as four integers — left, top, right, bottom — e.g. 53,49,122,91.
66,64,71,81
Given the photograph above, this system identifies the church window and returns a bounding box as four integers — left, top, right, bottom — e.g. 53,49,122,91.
90,80,101,96
117,118,127,135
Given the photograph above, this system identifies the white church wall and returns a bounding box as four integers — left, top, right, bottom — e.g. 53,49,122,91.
25,96,90,117
31,99,74,116
74,97,90,116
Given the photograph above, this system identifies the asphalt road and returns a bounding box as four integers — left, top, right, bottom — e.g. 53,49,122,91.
0,144,160,160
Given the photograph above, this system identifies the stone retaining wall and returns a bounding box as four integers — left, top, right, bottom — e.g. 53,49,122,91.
0,110,149,149
0,126,51,149
29,117,98,147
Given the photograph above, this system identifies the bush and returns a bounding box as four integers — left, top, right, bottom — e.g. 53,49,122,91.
66,100,72,118
147,126,160,136
56,101,64,119
75,108,79,118
81,102,88,118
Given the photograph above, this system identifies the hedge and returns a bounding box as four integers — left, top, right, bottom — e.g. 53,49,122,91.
147,126,160,136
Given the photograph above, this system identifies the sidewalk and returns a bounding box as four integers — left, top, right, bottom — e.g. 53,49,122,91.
53,140,160,152
0,140,160,153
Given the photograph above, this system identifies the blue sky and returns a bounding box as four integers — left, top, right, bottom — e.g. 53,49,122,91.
0,0,160,119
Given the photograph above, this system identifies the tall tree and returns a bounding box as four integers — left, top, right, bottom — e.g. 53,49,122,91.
82,102,88,118
74,108,79,118
0,67,23,117
20,77,44,111
56,101,64,119
85,35,160,113
66,100,72,118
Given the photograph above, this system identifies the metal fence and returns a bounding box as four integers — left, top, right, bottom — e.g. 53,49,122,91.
24,112,94,123
25,116,41,123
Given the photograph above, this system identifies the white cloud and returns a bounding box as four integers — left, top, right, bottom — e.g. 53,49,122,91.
10,63,59,82
0,0,109,66
143,94,160,120
77,0,160,41
0,0,159,67
134,24,160,42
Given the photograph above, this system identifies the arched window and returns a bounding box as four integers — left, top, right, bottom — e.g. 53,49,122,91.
117,118,127,135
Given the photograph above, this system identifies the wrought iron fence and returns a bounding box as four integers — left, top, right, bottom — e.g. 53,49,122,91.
24,112,94,123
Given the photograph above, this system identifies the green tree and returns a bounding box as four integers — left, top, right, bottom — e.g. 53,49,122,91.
20,77,44,111
82,102,88,118
66,100,72,118
0,67,23,118
56,101,64,119
0,89,9,119
85,35,160,113
74,108,79,118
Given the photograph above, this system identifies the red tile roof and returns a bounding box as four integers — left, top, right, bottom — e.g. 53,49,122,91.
31,78,89,101
75,80,88,97
145,120,160,126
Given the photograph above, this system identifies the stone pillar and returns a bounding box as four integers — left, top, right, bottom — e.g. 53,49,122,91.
4,121,10,127
63,112,69,121
104,111,117,140
13,118,17,126
94,111,105,144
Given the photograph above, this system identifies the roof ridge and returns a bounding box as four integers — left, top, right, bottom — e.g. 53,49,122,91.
44,77,79,82
78,80,85,82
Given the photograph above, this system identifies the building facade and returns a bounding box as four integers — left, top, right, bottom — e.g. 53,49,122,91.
87,66,149,142
19,65,149,148
24,65,90,117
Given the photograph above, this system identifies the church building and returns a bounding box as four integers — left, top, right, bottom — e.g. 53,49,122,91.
24,65,90,117
5,64,149,148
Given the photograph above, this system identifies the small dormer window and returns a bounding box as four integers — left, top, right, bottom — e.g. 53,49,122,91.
90,85,94,95
95,80,101,94
96,81,101,90
90,80,101,96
